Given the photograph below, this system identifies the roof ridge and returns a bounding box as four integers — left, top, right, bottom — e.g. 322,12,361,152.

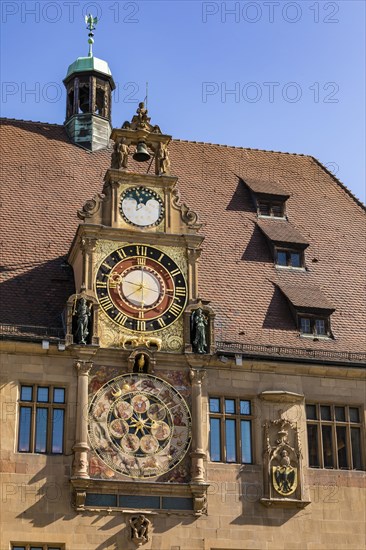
172,137,309,158
0,118,308,157
0,117,63,127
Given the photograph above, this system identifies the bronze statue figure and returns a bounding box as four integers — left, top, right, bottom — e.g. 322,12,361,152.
74,297,91,345
191,308,208,354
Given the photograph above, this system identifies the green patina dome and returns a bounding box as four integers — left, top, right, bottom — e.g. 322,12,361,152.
65,55,113,81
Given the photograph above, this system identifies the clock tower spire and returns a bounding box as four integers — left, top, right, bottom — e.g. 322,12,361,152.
63,14,116,151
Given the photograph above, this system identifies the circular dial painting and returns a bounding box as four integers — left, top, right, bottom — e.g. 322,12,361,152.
120,186,164,227
95,244,187,332
88,373,191,478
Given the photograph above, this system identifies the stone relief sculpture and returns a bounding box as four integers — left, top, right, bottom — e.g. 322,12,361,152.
191,308,208,354
74,297,91,345
129,514,151,546
261,416,309,507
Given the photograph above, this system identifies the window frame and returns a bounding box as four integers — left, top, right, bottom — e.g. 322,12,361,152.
208,396,254,464
275,247,305,269
257,198,285,218
298,314,332,338
11,545,64,550
17,384,66,455
306,403,364,471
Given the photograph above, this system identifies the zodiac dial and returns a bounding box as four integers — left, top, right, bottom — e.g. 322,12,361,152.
95,244,187,332
88,373,192,479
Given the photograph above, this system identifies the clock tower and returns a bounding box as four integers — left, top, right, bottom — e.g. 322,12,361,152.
66,98,213,520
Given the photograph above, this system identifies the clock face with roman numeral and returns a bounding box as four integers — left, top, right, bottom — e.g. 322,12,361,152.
95,244,187,332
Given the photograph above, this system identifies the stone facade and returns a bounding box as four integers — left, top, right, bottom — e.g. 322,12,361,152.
0,343,365,549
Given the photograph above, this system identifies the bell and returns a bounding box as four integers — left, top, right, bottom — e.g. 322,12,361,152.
133,141,151,162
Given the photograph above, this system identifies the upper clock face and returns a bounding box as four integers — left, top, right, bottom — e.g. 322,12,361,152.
88,373,192,479
95,244,187,332
120,186,164,227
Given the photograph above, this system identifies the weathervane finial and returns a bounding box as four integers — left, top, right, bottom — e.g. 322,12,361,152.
85,13,98,57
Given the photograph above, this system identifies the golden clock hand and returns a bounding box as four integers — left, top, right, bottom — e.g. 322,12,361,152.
125,287,143,299
122,280,143,289
140,285,159,294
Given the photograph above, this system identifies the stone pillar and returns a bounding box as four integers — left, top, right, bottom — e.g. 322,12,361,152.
81,237,96,291
190,368,206,483
72,360,93,479
111,180,119,225
187,248,201,301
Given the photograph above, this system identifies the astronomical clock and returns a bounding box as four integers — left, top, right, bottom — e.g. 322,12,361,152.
88,372,191,480
67,103,211,518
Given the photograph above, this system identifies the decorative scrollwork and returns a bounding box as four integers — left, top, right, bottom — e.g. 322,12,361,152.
77,193,105,220
172,188,202,228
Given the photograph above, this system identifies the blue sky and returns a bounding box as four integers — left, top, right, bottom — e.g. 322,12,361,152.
1,1,365,202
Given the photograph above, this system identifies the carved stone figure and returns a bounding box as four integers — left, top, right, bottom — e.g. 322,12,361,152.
111,139,128,169
156,142,171,175
129,514,151,546
136,101,150,128
74,297,91,345
191,308,208,354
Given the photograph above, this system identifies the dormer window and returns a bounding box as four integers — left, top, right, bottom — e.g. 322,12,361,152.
256,220,309,268
277,284,335,339
257,199,285,218
242,177,290,218
300,315,329,336
276,248,303,268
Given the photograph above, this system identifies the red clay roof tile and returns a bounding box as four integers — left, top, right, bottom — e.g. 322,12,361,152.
243,178,290,198
257,219,309,246
277,284,335,312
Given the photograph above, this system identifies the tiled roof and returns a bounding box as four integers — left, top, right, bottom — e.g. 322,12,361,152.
243,177,290,197
277,284,335,312
257,219,309,247
1,118,365,353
